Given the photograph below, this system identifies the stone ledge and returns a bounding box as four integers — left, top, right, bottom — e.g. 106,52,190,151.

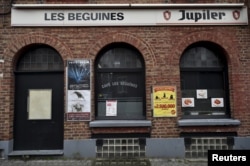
178,119,241,127
8,150,63,156
89,120,152,128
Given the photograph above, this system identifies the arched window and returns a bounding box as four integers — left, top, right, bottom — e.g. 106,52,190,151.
95,43,145,120
16,45,63,71
180,42,230,118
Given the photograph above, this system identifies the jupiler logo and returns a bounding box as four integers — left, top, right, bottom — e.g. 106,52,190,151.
163,11,171,21
232,10,240,20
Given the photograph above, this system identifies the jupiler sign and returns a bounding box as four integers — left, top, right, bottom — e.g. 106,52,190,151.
11,5,248,26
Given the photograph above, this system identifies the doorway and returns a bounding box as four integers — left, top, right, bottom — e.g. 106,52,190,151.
13,45,64,151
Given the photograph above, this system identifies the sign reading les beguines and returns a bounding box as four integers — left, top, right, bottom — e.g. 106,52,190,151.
11,6,248,26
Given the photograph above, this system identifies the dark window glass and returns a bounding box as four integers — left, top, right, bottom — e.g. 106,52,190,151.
95,43,145,120
180,43,230,118
98,47,142,69
16,45,63,71
180,47,224,68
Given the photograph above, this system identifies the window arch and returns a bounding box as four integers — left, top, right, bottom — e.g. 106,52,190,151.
16,45,63,71
95,43,145,120
180,42,230,118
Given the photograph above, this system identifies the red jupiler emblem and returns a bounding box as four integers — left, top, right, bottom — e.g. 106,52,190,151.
232,10,240,20
163,11,171,21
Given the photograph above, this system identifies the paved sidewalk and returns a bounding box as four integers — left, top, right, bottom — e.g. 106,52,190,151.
0,158,207,166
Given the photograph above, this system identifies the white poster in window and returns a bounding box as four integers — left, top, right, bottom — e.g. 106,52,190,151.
211,98,224,107
196,89,208,99
106,100,117,116
182,98,195,107
28,89,52,120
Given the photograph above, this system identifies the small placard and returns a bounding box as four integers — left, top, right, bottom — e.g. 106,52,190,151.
182,98,195,107
28,89,52,120
211,98,224,107
106,100,117,116
197,89,208,99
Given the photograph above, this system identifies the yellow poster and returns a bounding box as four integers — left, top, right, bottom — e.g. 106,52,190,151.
153,86,177,117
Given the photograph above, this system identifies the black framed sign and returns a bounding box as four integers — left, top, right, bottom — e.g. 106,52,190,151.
66,59,91,121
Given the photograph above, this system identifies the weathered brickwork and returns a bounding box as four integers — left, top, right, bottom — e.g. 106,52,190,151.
1,0,250,142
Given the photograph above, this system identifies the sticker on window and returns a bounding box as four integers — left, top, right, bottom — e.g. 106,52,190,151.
211,98,224,107
182,98,195,107
106,100,117,116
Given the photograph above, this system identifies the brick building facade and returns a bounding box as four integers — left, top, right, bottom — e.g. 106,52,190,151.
0,0,250,159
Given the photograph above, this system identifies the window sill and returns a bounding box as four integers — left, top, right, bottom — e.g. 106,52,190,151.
9,150,63,156
178,119,241,127
89,120,152,128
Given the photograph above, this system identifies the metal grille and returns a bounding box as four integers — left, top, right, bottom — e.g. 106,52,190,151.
180,46,224,68
16,46,63,71
96,138,146,158
97,47,143,69
185,137,232,158
0,0,12,14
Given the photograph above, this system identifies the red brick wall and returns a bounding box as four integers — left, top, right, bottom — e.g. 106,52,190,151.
1,0,250,141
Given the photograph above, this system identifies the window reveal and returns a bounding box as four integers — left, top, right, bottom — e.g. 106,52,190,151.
180,43,230,118
95,44,145,120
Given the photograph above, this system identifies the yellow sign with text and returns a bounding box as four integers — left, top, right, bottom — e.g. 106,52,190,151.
153,86,177,117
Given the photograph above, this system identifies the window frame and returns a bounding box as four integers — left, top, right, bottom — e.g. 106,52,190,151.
15,45,64,72
95,43,146,120
180,42,230,119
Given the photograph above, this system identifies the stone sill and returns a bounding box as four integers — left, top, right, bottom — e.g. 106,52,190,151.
9,150,63,156
178,119,241,127
89,120,152,128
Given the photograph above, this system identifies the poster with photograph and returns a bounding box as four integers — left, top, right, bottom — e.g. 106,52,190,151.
196,89,208,99
152,86,177,117
67,59,90,90
182,98,195,107
66,59,91,121
211,98,224,107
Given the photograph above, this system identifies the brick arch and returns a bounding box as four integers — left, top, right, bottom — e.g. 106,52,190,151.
170,30,240,119
170,30,240,68
88,32,157,67
2,33,72,140
88,32,157,119
4,33,72,66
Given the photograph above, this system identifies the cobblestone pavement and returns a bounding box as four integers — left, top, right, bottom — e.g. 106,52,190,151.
0,158,207,166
